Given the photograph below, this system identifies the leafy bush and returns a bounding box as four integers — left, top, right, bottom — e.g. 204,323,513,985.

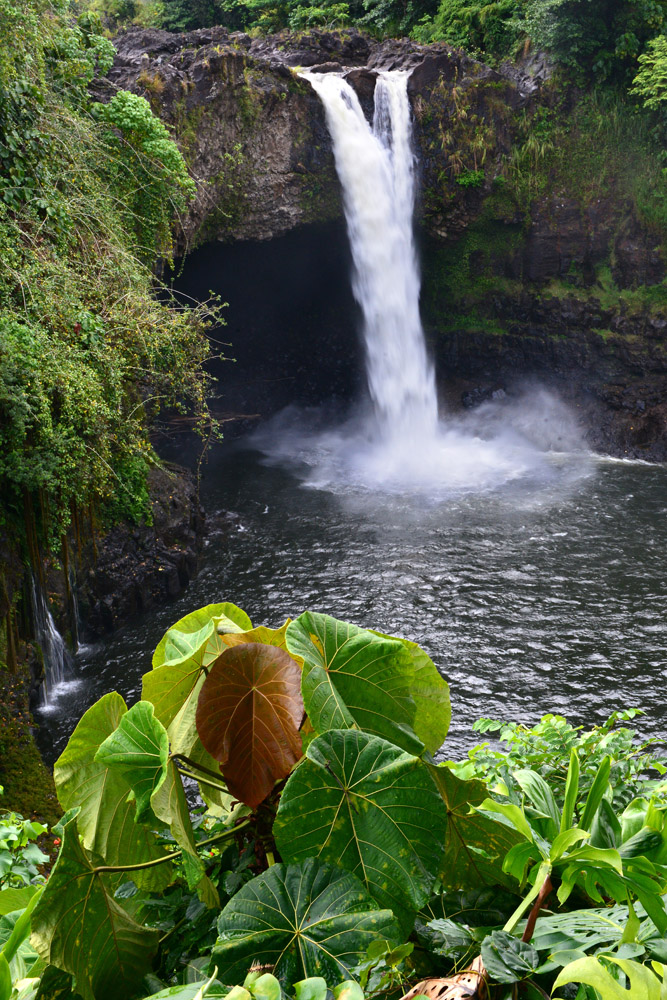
455,167,485,188
0,813,48,889
458,709,666,810
412,0,521,59
0,0,215,548
3,601,667,1000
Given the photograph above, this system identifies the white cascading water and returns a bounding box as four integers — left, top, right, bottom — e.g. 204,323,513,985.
305,70,438,446
259,70,586,493
30,576,73,707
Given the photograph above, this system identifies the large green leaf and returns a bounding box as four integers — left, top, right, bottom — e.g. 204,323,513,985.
0,887,39,917
481,930,539,984
530,902,657,970
554,955,664,1000
274,729,447,932
152,603,252,670
371,632,450,754
212,859,401,986
151,759,219,907
93,701,217,905
31,811,159,1000
53,693,171,892
419,887,521,927
95,701,169,822
196,642,304,809
429,766,522,891
285,612,422,754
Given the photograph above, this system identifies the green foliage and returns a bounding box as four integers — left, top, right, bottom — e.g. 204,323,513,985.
522,0,667,85
412,0,521,58
155,0,435,36
460,710,666,812
288,2,350,28
274,730,449,933
93,89,195,259
0,0,214,550
31,810,160,1000
0,814,48,889
480,929,538,983
160,0,221,31
9,599,667,1000
554,954,667,999
286,611,450,755
455,168,485,188
631,34,667,126
413,0,667,84
213,860,400,983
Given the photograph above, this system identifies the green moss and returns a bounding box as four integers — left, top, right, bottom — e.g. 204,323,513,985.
543,269,667,316
421,207,525,330
0,671,60,825
297,165,342,224
173,100,205,167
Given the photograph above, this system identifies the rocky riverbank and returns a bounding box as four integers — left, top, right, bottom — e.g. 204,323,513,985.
0,464,204,817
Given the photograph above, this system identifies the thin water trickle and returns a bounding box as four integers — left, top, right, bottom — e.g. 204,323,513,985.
30,577,73,707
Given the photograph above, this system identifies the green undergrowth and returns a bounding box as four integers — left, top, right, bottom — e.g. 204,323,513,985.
0,0,217,556
504,91,667,241
0,674,59,825
421,212,524,329
422,87,667,336
3,601,667,1000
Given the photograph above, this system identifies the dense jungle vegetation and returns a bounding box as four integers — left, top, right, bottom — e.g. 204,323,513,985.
95,0,667,104
0,0,216,576
3,602,667,1000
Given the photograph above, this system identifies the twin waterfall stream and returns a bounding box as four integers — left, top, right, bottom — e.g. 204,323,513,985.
304,70,439,448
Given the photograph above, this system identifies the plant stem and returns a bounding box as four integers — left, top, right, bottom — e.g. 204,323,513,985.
171,754,226,783
503,861,552,935
177,769,230,794
89,819,252,876
521,874,553,943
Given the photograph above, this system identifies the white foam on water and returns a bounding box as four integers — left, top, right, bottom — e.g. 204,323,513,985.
35,678,84,715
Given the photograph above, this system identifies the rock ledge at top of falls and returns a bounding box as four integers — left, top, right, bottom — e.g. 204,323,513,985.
100,27,543,246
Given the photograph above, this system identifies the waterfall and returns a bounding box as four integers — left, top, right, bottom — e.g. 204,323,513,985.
257,69,582,493
30,577,72,706
304,70,438,445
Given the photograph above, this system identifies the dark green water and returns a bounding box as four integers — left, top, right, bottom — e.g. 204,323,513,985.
36,431,667,762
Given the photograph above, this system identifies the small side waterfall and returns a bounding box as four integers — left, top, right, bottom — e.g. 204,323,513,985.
304,70,438,446
30,577,72,706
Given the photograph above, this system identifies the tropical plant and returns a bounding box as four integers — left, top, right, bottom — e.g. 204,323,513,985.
4,600,667,1000
554,953,667,999
0,0,216,567
631,34,667,111
0,815,48,890
458,710,666,811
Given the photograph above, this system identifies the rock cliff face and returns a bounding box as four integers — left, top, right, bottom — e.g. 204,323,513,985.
102,27,667,459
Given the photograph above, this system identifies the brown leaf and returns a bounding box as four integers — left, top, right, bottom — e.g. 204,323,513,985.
400,957,488,1000
196,642,304,808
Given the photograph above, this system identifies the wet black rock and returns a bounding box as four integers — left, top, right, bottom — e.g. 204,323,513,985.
76,466,205,636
